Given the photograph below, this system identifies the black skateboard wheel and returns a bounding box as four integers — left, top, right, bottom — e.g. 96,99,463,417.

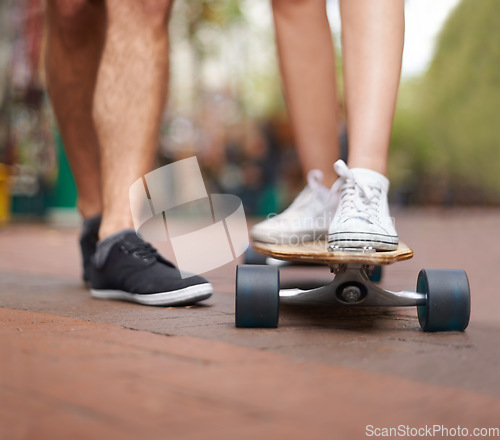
369,265,383,283
235,265,279,328
417,269,471,332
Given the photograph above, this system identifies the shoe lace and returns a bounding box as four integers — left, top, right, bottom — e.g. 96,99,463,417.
333,160,381,221
120,240,159,263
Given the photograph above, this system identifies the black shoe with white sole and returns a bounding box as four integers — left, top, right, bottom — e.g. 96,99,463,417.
90,230,213,306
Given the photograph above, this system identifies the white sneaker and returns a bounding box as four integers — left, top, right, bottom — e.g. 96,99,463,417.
251,169,338,245
328,160,399,251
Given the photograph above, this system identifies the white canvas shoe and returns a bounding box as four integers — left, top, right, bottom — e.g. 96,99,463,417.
251,169,338,245
328,160,399,251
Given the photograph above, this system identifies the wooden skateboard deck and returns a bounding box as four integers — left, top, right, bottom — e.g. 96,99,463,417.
252,240,413,266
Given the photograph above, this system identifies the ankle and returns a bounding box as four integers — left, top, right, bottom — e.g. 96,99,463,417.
323,174,338,188
78,199,102,220
99,217,135,241
347,158,387,177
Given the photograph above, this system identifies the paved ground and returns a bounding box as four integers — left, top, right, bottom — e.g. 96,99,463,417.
1,208,500,439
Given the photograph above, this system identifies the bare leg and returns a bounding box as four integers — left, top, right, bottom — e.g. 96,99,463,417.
45,0,106,218
93,0,173,239
340,0,405,175
272,0,339,187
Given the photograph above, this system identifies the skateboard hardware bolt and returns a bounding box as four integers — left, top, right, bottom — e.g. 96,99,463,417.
341,285,362,303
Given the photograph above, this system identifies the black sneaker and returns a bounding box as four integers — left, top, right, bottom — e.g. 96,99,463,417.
79,214,102,285
89,230,213,306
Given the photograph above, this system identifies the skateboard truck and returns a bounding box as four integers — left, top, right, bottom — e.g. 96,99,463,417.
339,284,364,304
280,264,425,307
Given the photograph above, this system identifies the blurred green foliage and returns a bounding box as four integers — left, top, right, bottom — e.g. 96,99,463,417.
390,0,500,204
170,0,284,119
178,0,245,52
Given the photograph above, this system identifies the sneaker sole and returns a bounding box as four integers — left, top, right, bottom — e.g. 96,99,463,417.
90,283,213,306
328,232,398,251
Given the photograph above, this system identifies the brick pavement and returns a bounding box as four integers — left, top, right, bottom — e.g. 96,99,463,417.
1,208,499,439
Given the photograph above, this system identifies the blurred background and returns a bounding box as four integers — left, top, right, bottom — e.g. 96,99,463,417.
0,0,499,226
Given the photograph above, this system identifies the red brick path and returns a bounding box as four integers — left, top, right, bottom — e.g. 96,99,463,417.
1,208,499,439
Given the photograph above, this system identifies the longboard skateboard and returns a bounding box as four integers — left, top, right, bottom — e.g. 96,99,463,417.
235,240,470,332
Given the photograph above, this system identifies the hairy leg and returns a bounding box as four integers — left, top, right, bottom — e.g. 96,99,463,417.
93,0,173,239
45,0,106,218
272,0,339,186
340,0,405,175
